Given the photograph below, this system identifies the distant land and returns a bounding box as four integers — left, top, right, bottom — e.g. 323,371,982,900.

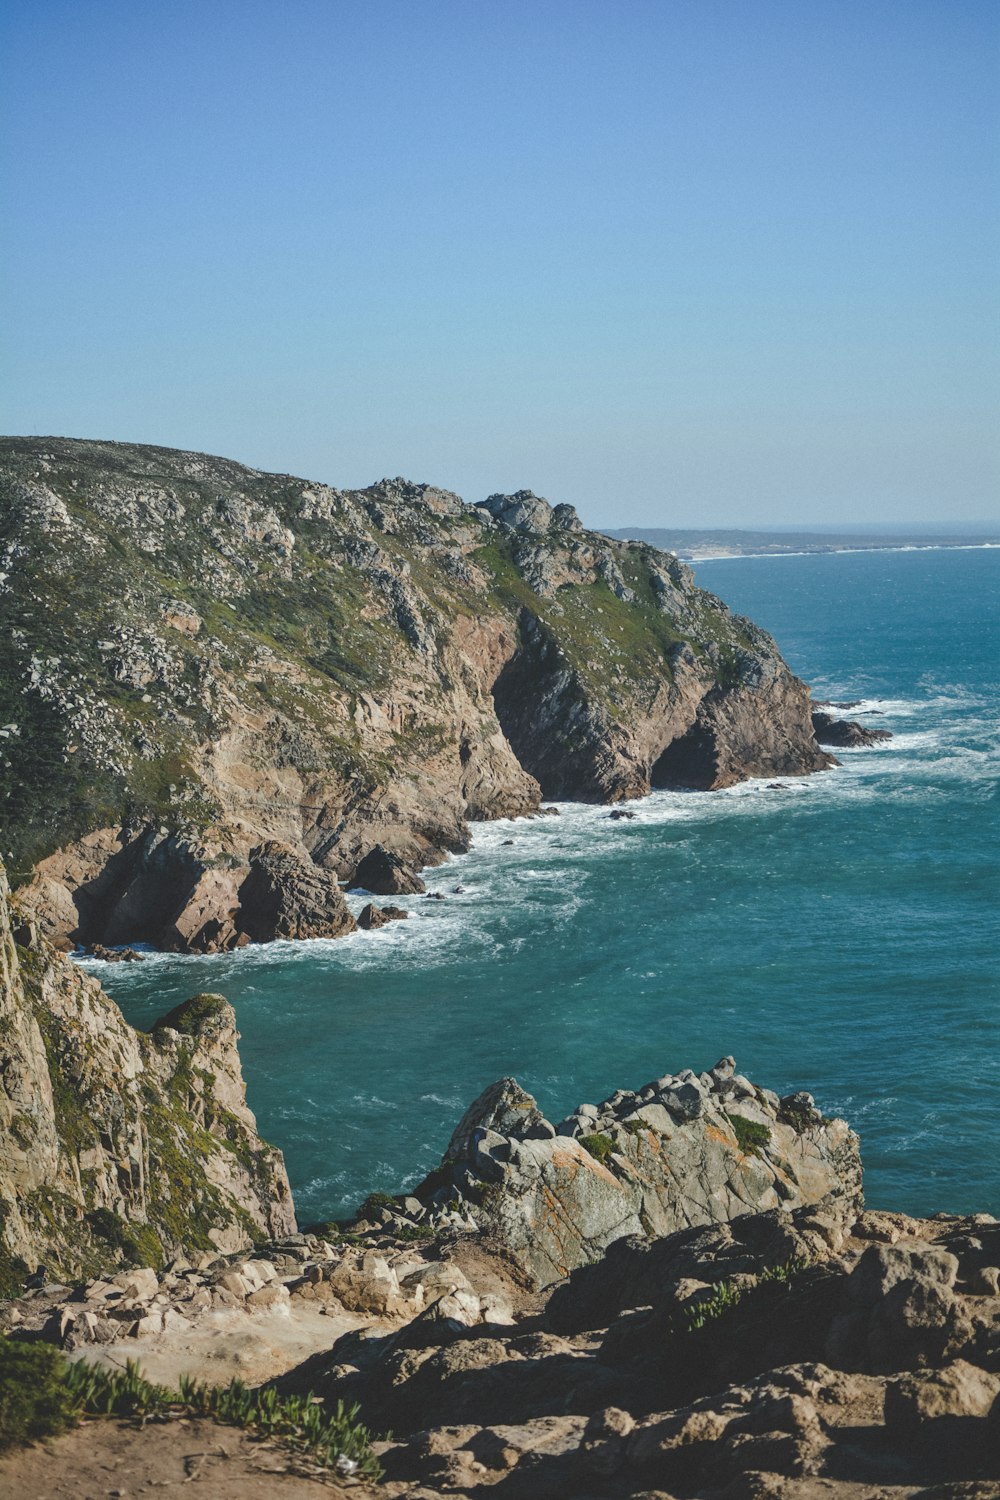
604,525,1000,561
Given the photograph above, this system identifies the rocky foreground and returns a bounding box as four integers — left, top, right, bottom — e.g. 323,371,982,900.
4,1195,999,1496
0,436,836,954
2,859,997,1494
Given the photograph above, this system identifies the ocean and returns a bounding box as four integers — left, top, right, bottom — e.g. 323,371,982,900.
89,546,1000,1224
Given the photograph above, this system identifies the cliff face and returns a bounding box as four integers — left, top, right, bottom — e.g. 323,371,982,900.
0,859,294,1292
0,438,833,951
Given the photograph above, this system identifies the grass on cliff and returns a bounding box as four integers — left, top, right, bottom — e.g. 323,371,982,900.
0,1340,382,1478
725,1113,772,1158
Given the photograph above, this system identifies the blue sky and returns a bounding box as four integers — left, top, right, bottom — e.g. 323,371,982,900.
1,1,997,527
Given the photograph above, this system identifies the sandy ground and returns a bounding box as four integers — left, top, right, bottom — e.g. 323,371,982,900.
0,1416,376,1498
0,1303,388,1499
64,1300,367,1390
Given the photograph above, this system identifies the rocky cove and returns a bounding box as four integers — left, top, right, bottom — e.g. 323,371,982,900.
1,857,999,1495
0,440,994,1495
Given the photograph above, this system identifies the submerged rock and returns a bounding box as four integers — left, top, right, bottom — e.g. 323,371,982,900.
812,709,893,747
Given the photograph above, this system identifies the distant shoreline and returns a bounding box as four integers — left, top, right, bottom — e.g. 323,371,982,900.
604,525,1000,562
688,542,1000,563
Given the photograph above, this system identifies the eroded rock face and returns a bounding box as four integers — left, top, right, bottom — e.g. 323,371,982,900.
0,859,294,1290
0,438,834,951
409,1063,862,1286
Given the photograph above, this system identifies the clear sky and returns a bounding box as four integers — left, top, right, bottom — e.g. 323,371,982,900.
2,1,997,528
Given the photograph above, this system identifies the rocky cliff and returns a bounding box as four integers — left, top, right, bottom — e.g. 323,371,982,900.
0,437,833,952
0,858,294,1293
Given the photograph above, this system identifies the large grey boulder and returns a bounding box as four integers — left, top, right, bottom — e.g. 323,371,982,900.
477,490,556,532
413,1063,862,1286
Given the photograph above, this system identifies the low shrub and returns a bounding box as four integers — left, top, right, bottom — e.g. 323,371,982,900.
726,1113,772,1157
0,1341,79,1450
580,1132,616,1164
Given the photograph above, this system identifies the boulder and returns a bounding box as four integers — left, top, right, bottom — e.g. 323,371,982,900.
352,845,426,896
357,902,409,930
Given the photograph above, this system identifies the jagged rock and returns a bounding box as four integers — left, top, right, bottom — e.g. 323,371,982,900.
812,709,894,747
0,860,295,1289
412,1064,862,1287
86,944,145,962
2,438,834,951
477,490,556,531
357,902,409,930
235,840,355,942
352,844,426,896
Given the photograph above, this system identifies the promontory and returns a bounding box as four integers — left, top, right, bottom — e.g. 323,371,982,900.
0,437,833,954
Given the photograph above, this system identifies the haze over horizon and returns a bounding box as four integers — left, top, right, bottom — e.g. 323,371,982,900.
2,1,997,530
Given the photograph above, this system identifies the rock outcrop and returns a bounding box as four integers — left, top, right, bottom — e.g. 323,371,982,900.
0,437,833,952
303,1208,1000,1497
0,858,294,1292
402,1061,861,1286
812,708,894,747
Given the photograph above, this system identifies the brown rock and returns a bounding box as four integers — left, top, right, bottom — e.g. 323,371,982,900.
352,845,426,896
357,902,409,930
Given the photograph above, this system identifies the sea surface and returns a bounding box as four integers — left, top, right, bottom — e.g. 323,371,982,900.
91,547,1000,1223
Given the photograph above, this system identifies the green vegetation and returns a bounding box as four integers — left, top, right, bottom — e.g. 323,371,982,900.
726,1113,772,1157
0,1340,382,1478
580,1132,617,1165
357,1191,396,1219
0,1341,79,1450
677,1257,810,1335
389,1223,434,1242
153,993,228,1036
84,1209,160,1269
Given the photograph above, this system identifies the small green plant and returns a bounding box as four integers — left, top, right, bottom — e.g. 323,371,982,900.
0,1340,382,1479
678,1257,810,1334
390,1224,434,1242
580,1132,616,1165
623,1119,650,1137
726,1113,772,1157
357,1191,396,1219
0,1341,79,1450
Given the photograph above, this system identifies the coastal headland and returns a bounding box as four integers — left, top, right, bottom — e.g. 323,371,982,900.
0,436,840,956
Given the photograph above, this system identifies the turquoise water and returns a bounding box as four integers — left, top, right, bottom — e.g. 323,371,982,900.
91,547,1000,1223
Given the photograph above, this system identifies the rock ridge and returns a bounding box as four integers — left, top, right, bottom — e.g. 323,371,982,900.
383,1063,861,1287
